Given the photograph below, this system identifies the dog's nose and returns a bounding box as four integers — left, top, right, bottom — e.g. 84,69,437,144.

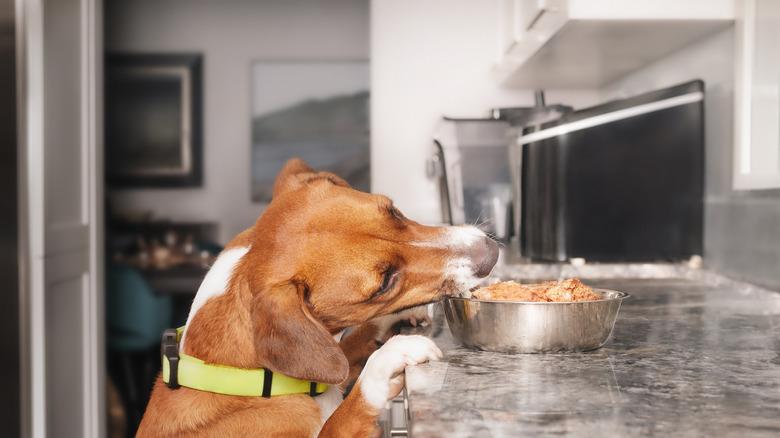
471,236,499,278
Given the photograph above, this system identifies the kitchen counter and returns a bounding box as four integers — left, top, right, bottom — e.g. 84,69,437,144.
403,266,780,437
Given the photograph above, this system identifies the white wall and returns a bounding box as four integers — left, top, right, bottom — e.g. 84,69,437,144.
107,0,599,241
105,0,369,244
370,0,599,224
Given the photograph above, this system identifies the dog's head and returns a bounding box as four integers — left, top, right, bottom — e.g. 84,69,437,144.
250,158,498,323
190,159,498,384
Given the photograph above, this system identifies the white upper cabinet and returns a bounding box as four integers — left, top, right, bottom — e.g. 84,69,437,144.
494,0,736,88
733,0,780,190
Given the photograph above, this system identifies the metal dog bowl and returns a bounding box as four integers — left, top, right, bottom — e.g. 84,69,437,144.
443,289,629,353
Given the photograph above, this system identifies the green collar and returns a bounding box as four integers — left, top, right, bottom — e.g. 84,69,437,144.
162,327,328,397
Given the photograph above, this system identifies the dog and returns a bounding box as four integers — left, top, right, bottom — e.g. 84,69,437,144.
137,159,499,437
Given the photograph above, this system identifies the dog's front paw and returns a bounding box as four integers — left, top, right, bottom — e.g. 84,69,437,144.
358,335,442,410
373,305,432,342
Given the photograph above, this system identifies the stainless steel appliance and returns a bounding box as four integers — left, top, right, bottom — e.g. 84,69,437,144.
510,80,705,262
429,92,570,241
430,117,513,238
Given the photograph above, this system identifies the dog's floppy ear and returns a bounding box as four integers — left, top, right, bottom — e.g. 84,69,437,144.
273,158,351,199
251,281,349,385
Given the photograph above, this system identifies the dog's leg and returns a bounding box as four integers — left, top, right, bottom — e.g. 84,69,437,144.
319,335,441,437
338,323,381,389
338,305,433,390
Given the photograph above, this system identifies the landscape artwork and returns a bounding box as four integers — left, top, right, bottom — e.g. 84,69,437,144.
251,60,370,202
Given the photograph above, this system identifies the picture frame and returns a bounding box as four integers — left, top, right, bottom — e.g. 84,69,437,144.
250,60,370,202
105,53,203,188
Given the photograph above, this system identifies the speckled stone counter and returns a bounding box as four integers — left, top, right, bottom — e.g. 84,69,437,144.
404,269,780,437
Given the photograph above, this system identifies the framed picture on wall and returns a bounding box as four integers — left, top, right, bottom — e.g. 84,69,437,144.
105,53,203,188
250,60,370,202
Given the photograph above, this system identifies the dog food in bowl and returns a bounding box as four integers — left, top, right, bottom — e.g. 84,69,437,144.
444,279,629,353
472,278,601,302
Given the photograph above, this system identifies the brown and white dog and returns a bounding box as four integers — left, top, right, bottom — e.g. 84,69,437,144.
137,159,498,437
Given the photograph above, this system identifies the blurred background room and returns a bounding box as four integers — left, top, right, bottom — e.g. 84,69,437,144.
5,0,780,437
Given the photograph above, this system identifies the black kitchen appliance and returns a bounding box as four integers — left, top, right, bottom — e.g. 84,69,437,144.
510,80,704,262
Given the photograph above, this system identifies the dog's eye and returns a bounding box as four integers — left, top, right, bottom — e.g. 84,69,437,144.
389,206,405,222
375,270,398,297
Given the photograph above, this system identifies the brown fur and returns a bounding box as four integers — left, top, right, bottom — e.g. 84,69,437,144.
137,159,497,437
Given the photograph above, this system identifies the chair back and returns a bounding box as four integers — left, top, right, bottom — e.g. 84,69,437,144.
106,264,172,351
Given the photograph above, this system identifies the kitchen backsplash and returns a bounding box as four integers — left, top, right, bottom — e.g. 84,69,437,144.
706,193,780,291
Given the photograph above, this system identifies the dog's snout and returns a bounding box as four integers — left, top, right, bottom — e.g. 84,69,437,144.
471,236,499,278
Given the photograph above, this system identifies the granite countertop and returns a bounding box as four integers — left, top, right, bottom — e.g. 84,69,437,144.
404,265,780,437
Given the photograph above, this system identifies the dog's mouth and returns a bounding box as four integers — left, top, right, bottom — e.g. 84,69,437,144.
386,280,489,316
387,287,458,315
390,300,439,315
439,278,489,297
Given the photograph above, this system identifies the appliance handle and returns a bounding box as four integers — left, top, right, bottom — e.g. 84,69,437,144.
452,162,464,212
514,91,703,146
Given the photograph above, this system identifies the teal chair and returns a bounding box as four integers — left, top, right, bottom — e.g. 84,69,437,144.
106,263,172,437
106,263,172,350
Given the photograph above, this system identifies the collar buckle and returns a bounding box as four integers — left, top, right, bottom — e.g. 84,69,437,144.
162,328,181,389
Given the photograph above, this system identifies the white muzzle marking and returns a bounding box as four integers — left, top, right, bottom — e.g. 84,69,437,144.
411,225,489,292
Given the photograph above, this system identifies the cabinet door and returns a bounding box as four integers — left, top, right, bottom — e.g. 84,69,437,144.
499,0,521,54
734,0,780,189
519,0,566,33
498,0,564,56
496,0,567,66
518,0,545,32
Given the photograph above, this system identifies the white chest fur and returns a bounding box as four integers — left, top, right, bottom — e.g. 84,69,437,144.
179,246,249,352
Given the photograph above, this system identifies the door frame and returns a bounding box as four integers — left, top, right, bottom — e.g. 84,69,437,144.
16,0,105,436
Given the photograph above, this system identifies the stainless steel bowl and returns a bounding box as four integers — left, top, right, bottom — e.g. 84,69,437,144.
443,289,629,353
